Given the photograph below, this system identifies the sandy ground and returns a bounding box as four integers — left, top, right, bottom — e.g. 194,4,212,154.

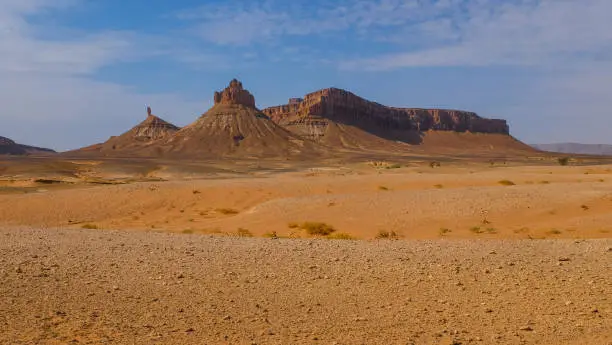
0,227,610,345
1,162,612,239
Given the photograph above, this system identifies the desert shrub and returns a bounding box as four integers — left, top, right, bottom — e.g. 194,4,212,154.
301,222,336,236
430,161,441,168
236,228,253,237
81,224,99,230
470,226,484,234
498,180,516,186
439,228,452,236
539,180,551,184
378,185,390,191
547,229,562,235
486,227,498,234
558,157,570,166
581,205,590,211
327,233,355,240
288,222,300,229
375,230,400,239
216,208,239,215
386,163,402,169
263,231,278,238
192,190,201,194
434,184,444,189
182,229,194,234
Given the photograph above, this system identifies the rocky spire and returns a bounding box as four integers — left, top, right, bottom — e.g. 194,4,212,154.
213,79,256,108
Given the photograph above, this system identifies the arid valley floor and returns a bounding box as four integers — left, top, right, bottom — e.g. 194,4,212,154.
1,155,611,344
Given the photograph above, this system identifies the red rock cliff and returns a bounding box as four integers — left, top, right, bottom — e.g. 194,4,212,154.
213,79,256,108
263,88,509,135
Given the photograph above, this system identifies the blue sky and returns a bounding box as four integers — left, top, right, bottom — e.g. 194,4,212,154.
1,0,611,151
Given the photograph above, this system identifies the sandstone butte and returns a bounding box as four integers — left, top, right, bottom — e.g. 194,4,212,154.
162,79,319,158
262,88,509,141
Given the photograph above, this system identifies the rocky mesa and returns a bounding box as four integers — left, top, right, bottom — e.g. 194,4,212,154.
263,88,510,142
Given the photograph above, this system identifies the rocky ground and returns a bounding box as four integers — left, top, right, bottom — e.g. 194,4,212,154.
1,227,610,344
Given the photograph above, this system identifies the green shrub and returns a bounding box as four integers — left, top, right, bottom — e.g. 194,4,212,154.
236,228,253,237
439,228,452,236
327,233,355,240
301,222,337,236
558,157,570,166
375,230,400,239
470,226,484,234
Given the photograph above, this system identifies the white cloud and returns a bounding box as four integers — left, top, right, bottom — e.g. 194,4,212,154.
345,0,612,69
0,0,205,151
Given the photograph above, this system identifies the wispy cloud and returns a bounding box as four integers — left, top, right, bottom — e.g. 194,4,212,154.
0,0,203,150
344,0,612,70
177,0,454,46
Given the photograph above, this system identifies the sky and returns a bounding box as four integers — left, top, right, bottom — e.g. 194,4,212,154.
1,0,611,151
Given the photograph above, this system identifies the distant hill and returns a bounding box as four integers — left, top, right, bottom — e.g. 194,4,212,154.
532,143,612,156
0,136,55,155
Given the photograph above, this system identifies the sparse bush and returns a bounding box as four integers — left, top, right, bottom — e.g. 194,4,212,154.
327,233,355,240
182,229,194,234
558,157,570,166
192,190,201,194
375,230,400,239
498,180,516,186
216,208,239,215
378,185,390,191
430,161,441,168
81,224,99,230
470,226,484,234
581,205,590,211
547,229,562,235
263,231,278,238
439,228,452,236
386,163,402,169
236,228,253,237
539,180,551,184
434,184,444,189
486,227,498,234
301,222,336,236
288,222,300,229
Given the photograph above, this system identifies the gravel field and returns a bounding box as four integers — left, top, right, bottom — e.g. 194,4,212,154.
1,227,610,344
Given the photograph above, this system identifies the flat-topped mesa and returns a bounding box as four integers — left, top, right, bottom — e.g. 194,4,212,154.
213,79,256,108
263,88,509,135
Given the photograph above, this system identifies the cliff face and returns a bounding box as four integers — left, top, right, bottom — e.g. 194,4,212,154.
213,79,256,108
262,88,509,141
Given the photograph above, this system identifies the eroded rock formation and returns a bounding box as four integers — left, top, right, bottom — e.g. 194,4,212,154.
263,88,509,139
213,79,256,108
133,108,180,141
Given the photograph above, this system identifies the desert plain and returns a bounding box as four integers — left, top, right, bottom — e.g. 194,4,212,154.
0,153,611,345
